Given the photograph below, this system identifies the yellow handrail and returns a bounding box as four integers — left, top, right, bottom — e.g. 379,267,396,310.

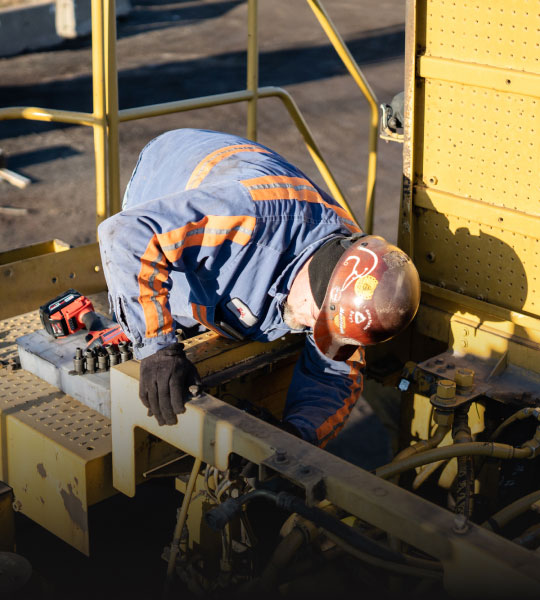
0,0,378,231
305,0,379,234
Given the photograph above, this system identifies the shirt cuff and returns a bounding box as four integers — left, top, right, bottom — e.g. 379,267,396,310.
132,332,178,360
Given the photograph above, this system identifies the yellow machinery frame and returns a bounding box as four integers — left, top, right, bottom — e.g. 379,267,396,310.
0,0,378,234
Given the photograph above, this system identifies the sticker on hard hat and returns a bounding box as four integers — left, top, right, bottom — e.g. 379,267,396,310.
354,274,378,300
340,247,379,292
334,307,346,334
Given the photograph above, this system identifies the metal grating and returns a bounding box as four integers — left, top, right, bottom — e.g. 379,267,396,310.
415,210,538,315
0,292,112,458
420,79,538,212
421,0,540,74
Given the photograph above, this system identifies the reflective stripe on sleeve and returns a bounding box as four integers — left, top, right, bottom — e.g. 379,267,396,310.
137,234,174,338
185,144,272,190
315,359,363,448
137,216,256,338
241,175,360,232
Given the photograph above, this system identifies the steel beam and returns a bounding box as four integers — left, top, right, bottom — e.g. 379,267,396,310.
111,359,540,599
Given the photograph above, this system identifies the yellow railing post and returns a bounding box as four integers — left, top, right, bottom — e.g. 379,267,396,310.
91,0,108,230
246,0,259,141
306,0,379,234
105,0,121,216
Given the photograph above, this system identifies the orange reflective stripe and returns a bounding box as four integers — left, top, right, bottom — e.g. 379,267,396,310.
137,234,174,338
191,303,226,337
315,359,363,448
157,215,256,263
186,144,271,190
241,175,354,224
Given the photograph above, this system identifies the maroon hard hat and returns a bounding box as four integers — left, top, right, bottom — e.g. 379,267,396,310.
312,235,421,361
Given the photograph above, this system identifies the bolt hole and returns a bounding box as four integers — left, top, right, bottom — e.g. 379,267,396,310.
69,272,76,279
505,79,511,84
86,446,95,451
51,277,58,284
498,217,504,222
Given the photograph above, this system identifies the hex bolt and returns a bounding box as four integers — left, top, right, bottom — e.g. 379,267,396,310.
73,347,85,375
85,349,96,373
275,449,288,463
105,343,120,366
452,513,469,535
455,368,474,390
437,380,456,399
188,385,201,397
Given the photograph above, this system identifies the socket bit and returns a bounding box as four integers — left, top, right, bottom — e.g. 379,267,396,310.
85,349,96,373
105,343,120,366
73,347,85,375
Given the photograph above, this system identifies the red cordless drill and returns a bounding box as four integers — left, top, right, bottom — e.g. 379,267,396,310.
39,289,129,349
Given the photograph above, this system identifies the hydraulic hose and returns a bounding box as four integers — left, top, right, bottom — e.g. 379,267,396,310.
205,489,405,563
491,407,540,442
376,442,533,480
483,489,540,532
453,405,474,518
393,424,451,463
323,530,442,580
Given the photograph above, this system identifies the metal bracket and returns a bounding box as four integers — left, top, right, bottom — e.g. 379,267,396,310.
260,450,326,505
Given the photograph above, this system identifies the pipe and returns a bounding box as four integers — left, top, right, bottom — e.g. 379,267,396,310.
246,0,258,141
91,0,108,229
306,0,378,234
483,490,540,532
491,407,540,442
323,530,442,580
166,457,202,579
0,107,98,126
376,443,533,480
205,489,404,563
393,424,451,463
412,459,448,491
105,0,121,216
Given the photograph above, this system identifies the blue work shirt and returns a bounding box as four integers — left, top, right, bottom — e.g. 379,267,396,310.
98,129,364,447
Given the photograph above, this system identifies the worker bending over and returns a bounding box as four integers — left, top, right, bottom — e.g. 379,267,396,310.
98,129,420,453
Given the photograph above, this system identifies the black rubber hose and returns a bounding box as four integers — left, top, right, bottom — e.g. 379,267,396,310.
205,489,404,563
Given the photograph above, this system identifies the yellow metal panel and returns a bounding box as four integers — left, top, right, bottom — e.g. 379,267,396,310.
414,209,538,316
0,369,114,555
419,79,538,212
419,56,540,99
419,0,540,74
0,243,106,320
0,239,70,266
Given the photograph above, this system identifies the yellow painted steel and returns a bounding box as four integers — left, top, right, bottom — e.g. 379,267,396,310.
306,0,379,233
406,0,540,364
246,0,258,141
0,243,106,320
105,0,121,216
0,107,98,126
91,0,108,228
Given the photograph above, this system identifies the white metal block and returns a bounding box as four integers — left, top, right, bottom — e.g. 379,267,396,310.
17,328,111,418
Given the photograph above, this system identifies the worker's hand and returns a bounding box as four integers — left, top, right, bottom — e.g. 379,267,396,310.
139,343,202,426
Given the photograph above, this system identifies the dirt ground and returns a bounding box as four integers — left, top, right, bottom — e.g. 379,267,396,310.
0,0,405,253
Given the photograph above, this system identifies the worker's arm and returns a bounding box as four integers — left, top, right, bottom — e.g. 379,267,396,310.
98,185,257,359
283,333,364,448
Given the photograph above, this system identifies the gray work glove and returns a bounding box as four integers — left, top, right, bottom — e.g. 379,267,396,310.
139,343,202,426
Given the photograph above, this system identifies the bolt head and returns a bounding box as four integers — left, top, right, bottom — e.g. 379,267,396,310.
437,379,456,399
455,368,474,387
